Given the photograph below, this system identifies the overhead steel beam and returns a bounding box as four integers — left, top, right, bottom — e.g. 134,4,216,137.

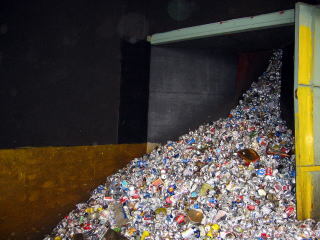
149,9,294,45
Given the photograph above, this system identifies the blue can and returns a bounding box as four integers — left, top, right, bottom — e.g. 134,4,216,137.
256,169,266,175
193,203,200,209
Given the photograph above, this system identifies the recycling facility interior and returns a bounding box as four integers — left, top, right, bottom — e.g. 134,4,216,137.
0,0,316,239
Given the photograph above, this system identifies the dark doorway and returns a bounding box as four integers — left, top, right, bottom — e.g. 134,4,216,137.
118,40,151,143
281,44,295,131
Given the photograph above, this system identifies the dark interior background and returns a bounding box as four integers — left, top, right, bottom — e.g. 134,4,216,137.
148,47,238,143
0,0,150,148
118,40,150,143
281,44,295,131
0,0,315,148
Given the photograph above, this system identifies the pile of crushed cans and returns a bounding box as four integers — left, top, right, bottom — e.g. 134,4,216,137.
45,50,320,240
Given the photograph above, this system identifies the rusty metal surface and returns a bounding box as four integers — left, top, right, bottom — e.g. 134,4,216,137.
0,143,148,239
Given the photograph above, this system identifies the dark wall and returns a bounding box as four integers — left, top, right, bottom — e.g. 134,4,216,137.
0,0,149,148
148,47,238,143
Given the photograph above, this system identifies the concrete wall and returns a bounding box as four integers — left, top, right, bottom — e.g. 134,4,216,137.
148,47,238,143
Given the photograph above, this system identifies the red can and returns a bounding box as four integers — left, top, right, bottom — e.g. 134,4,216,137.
120,197,129,204
282,185,290,191
285,206,295,216
165,196,173,204
247,205,255,211
82,223,92,230
175,214,186,224
131,194,140,199
266,167,273,176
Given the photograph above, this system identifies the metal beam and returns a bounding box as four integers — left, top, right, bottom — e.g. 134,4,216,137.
149,9,294,45
294,2,320,220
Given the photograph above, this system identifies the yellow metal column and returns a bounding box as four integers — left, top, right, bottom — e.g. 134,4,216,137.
294,2,320,220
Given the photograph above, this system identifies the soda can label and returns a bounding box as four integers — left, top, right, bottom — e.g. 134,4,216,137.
266,167,273,176
175,214,185,224
256,169,266,175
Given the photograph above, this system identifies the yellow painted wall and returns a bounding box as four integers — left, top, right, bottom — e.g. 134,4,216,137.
294,3,320,220
0,143,150,240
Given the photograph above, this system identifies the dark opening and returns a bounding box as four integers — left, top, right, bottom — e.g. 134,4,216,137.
281,44,295,131
118,40,151,143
